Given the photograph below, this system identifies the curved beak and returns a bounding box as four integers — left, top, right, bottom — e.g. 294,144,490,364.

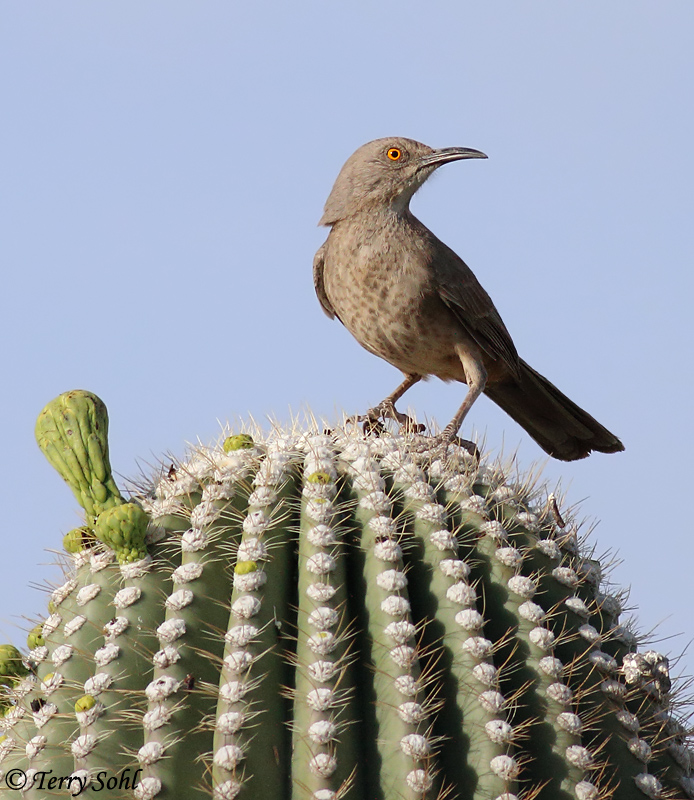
417,147,487,170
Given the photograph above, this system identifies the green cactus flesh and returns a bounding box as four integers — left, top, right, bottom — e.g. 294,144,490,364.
0,393,691,799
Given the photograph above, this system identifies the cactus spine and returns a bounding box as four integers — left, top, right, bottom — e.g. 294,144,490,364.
0,390,690,799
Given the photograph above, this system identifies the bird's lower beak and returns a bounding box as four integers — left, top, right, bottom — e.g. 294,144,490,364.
418,147,488,170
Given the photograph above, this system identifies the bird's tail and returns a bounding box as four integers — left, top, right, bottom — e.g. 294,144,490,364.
484,359,624,461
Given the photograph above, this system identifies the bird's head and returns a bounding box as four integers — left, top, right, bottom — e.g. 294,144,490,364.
319,137,486,225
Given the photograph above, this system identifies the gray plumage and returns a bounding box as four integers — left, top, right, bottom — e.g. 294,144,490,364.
314,137,624,460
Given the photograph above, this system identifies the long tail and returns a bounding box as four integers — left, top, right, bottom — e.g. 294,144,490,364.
484,359,624,461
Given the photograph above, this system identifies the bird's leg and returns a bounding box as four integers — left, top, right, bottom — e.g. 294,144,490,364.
361,374,424,434
437,348,487,457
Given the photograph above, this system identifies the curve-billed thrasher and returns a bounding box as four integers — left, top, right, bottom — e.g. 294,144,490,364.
313,137,624,461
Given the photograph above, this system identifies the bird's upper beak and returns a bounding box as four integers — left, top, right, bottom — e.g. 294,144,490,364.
417,147,487,170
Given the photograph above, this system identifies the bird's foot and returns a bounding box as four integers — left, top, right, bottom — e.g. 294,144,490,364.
371,401,426,435
345,412,386,436
348,402,426,436
430,427,480,462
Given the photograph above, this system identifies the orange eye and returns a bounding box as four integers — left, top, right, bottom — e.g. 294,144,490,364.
387,147,402,161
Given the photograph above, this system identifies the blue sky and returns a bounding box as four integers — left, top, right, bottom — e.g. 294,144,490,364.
2,3,692,686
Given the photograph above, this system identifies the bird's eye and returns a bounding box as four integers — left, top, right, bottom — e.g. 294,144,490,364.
387,147,402,161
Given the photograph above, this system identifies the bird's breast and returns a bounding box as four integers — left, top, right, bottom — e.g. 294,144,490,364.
322,222,468,380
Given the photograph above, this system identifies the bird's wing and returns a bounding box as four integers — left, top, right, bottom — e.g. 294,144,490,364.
313,243,336,320
433,242,522,378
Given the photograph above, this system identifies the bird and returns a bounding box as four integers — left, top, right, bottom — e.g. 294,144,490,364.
313,137,624,461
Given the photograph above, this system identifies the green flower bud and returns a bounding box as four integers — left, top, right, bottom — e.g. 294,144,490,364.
75,694,96,713
95,503,149,564
63,526,95,553
0,645,28,686
27,625,45,651
307,471,332,484
234,560,258,574
35,390,124,519
223,434,254,452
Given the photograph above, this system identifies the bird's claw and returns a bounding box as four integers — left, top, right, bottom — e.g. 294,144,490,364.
400,418,427,435
362,416,387,436
452,436,480,462
374,401,426,434
348,403,427,437
432,430,480,462
345,412,385,436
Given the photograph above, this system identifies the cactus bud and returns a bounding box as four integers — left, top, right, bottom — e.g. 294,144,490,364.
27,625,45,651
94,502,149,563
35,390,124,519
63,526,95,553
75,694,96,713
223,434,254,452
0,645,27,687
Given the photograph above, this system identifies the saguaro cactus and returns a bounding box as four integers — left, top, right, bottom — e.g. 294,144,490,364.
0,390,691,799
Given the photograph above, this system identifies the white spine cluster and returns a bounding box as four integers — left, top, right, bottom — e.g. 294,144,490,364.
456,466,609,799
142,444,260,798
212,439,296,798
437,455,538,796
67,549,156,782
345,439,437,797
291,435,351,798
